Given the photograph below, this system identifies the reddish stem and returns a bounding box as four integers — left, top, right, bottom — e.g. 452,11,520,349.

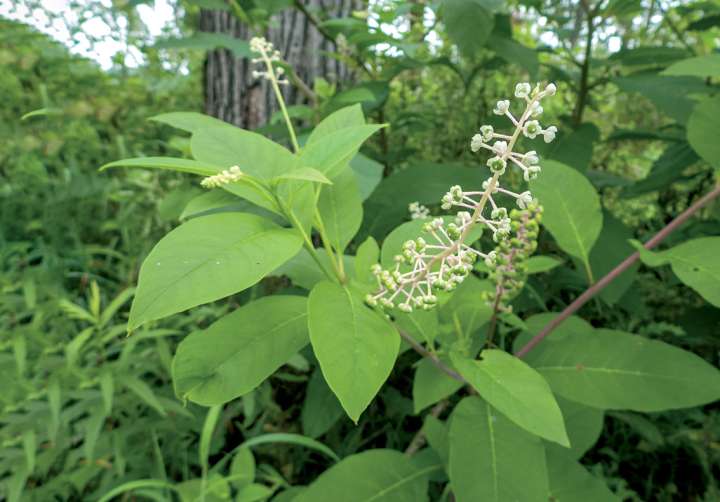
515,183,720,358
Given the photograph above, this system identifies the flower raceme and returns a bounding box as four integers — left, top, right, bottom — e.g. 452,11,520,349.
366,82,557,313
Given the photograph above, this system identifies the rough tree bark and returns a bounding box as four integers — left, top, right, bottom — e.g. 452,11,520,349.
200,1,361,128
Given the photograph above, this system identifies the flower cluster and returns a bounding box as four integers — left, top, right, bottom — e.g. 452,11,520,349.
480,203,543,312
366,82,557,313
249,37,288,84
409,201,430,220
200,165,244,188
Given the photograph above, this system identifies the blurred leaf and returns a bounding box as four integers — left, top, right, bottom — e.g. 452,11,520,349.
687,95,720,170
302,367,345,438
443,0,494,58
662,54,720,77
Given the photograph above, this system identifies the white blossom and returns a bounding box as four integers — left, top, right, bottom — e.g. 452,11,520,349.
514,82,532,98
493,99,510,115
542,125,557,143
523,120,541,139
200,165,244,188
409,201,430,219
470,134,484,152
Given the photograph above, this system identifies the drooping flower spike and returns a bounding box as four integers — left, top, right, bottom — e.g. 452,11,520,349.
366,82,557,313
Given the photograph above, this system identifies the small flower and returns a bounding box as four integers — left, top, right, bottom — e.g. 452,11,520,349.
524,151,539,165
484,250,497,267
493,99,510,115
523,165,541,182
523,120,541,139
545,82,557,96
492,140,508,156
487,156,507,174
470,134,484,152
514,82,532,98
409,201,430,219
543,126,557,143
517,191,533,209
530,101,543,117
480,125,494,142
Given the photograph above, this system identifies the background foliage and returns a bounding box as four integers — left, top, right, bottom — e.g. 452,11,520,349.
2,1,720,501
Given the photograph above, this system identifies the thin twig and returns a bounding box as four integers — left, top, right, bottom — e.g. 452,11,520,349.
404,400,448,456
397,328,466,383
515,183,720,358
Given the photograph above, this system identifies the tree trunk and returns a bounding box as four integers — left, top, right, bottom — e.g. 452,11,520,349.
200,1,361,129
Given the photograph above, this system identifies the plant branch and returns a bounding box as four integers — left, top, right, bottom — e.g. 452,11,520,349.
515,183,720,358
397,328,465,383
404,400,448,456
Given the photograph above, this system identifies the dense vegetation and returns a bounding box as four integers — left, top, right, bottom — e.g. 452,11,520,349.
2,1,720,501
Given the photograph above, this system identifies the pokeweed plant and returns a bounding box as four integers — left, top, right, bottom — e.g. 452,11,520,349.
103,38,720,501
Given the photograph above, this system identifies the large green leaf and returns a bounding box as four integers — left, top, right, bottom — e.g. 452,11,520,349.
317,169,363,254
687,96,720,170
588,213,638,304
449,397,549,502
350,153,384,201
128,213,302,330
412,358,463,413
99,157,222,175
662,54,720,77
294,449,436,502
546,446,619,501
307,104,365,145
556,397,604,459
149,111,231,133
635,237,720,307
300,124,385,178
451,350,569,446
443,0,494,58
155,32,252,57
172,296,308,405
526,329,720,411
308,282,400,422
530,160,602,278
191,125,299,179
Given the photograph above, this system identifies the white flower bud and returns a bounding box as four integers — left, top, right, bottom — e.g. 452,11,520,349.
530,102,543,117
514,82,532,98
480,125,494,142
517,191,533,209
545,82,557,96
542,125,557,143
524,151,539,165
493,99,510,115
470,134,484,152
492,140,508,156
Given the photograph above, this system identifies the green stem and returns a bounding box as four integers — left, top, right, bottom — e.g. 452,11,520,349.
262,55,300,153
283,204,335,281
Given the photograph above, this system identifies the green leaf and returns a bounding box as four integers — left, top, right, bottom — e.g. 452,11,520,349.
274,248,354,290
395,308,440,347
443,0,494,58
307,104,365,145
451,350,569,446
635,237,720,307
173,296,309,405
354,236,380,284
526,256,563,274
97,480,180,502
317,169,363,254
230,447,255,489
149,111,230,133
21,430,35,473
588,213,638,304
83,405,107,460
155,32,252,57
350,153,384,200
609,46,690,67
200,405,222,476
622,142,699,196
548,123,600,173
546,447,619,501
413,358,463,414
301,124,385,178
239,433,339,462
99,156,222,175
525,328,720,411
124,376,167,416
556,397,604,459
294,449,436,502
192,125,299,179
688,95,720,170
236,484,273,502
449,397,549,502
662,54,720,77
530,160,602,278
99,370,113,415
301,367,345,438
613,74,710,124
128,213,302,330
308,282,400,422
273,167,332,184
489,33,538,78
